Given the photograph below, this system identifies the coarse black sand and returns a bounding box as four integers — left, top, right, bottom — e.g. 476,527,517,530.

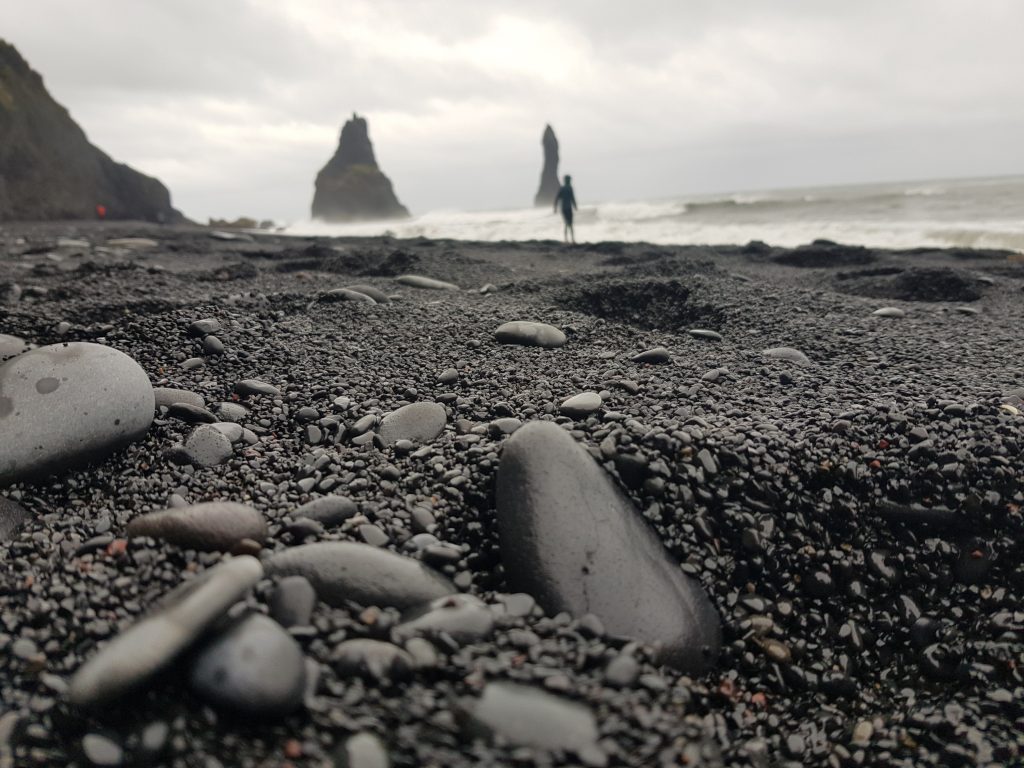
1,222,1023,767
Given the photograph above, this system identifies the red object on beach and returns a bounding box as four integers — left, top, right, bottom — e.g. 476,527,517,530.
95,204,107,219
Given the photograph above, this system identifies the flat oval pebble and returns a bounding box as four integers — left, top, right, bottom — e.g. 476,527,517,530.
183,424,234,467
265,541,456,609
0,334,32,363
187,318,221,337
688,329,722,341
345,284,390,303
334,732,390,768
872,307,906,317
294,495,358,527
631,346,671,364
495,421,721,671
321,288,377,304
494,321,566,349
234,379,280,397
0,342,154,487
393,594,494,645
332,639,414,681
461,682,600,755
153,387,204,409
270,575,317,627
559,391,602,418
396,274,460,291
68,555,263,707
188,613,306,717
126,501,267,551
378,402,447,446
167,402,218,424
762,346,811,365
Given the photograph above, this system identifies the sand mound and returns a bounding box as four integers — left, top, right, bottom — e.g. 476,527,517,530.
558,278,723,329
835,266,985,302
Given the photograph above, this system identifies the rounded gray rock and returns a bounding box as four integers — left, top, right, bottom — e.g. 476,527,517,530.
462,682,599,754
188,613,306,717
333,639,414,681
494,321,566,349
183,424,233,467
0,342,154,487
559,391,602,418
396,274,460,291
872,307,906,317
321,288,377,304
294,495,359,527
334,732,390,768
631,346,671,364
495,421,721,672
68,556,263,707
393,594,494,646
762,346,811,365
153,387,204,409
126,501,267,551
378,402,447,446
0,334,32,363
265,541,455,609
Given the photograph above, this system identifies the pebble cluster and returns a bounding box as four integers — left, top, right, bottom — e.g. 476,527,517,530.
0,224,1022,767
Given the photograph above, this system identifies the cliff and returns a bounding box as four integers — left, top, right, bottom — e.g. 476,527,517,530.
0,39,183,223
311,114,410,222
533,124,560,207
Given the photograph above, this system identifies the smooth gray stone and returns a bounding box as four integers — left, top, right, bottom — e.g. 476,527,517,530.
396,274,460,291
0,496,30,540
495,421,721,672
332,639,414,681
201,335,225,355
270,575,317,627
393,594,494,646
266,542,455,609
183,424,233,467
153,387,204,409
462,682,599,754
321,288,376,304
345,284,390,303
0,342,154,487
68,556,263,707
688,329,722,342
233,379,280,397
213,402,249,422
294,495,358,527
167,402,217,424
211,421,244,442
334,732,390,768
188,613,306,717
378,402,446,446
954,305,981,315
559,392,602,418
187,318,221,337
494,321,566,349
762,346,811,365
0,334,32,363
126,501,267,551
872,307,906,318
631,346,671,364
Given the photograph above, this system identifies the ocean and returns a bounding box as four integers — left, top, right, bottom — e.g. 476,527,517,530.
286,175,1024,253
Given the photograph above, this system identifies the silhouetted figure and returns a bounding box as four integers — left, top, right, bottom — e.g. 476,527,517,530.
553,175,577,244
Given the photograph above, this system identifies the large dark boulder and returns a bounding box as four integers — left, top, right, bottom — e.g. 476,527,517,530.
311,113,410,222
0,39,183,223
533,124,559,207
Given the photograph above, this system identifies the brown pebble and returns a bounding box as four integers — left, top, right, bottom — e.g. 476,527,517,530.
231,538,263,556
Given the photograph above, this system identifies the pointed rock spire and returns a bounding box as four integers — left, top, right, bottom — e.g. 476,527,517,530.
533,124,560,207
311,113,410,222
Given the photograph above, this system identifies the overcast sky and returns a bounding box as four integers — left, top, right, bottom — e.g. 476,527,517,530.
4,1,1024,222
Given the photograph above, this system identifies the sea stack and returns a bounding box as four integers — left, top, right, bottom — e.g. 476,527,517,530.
0,39,183,223
311,113,410,222
533,124,560,207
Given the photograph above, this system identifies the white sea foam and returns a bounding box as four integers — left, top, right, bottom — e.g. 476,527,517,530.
285,175,1024,253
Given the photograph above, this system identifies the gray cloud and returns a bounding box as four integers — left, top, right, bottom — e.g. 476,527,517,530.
4,0,1023,221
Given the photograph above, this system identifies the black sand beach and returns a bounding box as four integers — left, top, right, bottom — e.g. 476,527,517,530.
1,222,1023,767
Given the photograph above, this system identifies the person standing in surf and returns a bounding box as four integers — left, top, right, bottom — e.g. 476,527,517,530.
553,175,578,244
